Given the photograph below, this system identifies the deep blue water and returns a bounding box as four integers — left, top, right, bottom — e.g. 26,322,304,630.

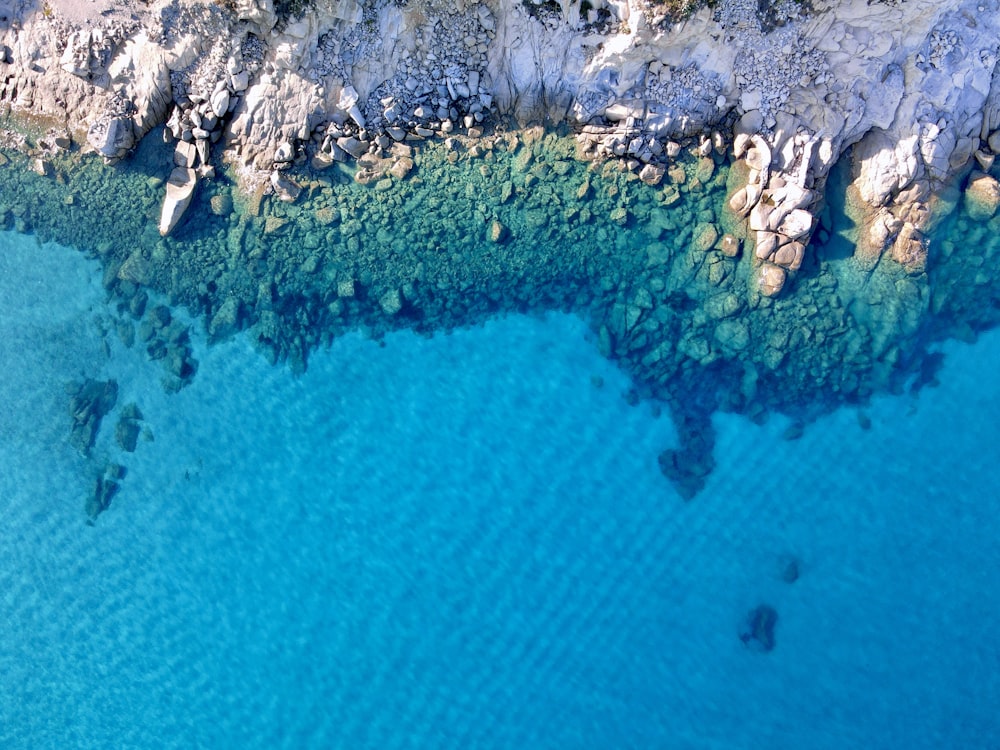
1,230,999,748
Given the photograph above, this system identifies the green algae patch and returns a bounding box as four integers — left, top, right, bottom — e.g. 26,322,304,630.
3,129,999,498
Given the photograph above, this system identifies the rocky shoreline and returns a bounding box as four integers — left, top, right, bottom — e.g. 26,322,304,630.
2,0,1000,275
3,0,1000,500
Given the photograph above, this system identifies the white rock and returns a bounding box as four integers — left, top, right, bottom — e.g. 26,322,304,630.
174,140,197,168
231,71,249,92
270,170,302,203
210,89,230,119
159,167,197,236
274,141,294,162
777,209,814,240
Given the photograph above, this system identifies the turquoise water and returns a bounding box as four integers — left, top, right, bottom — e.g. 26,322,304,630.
2,229,999,747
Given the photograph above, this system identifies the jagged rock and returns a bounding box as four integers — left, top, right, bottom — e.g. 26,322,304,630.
87,115,134,161
715,319,750,352
337,136,368,159
118,250,151,285
235,0,277,32
209,297,242,340
85,465,124,522
174,140,197,168
270,171,302,202
231,71,250,92
337,279,356,298
31,157,50,176
389,157,414,179
745,135,772,174
379,288,403,315
311,152,335,170
209,193,233,216
639,163,665,186
854,129,918,206
754,231,779,260
115,413,141,452
777,208,814,240
692,223,719,252
159,167,197,236
274,141,294,163
974,149,994,171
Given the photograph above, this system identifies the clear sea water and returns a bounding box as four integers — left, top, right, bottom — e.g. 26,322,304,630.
1,227,999,748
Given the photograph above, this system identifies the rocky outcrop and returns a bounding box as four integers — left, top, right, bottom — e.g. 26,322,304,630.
1,0,999,286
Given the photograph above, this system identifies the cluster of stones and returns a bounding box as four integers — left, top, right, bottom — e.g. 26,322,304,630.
575,109,730,191
158,52,248,234
730,22,825,128
728,113,819,297
302,2,498,189
67,377,137,521
641,62,726,134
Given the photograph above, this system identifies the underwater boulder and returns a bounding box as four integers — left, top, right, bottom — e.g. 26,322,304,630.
964,171,1000,220
740,604,778,652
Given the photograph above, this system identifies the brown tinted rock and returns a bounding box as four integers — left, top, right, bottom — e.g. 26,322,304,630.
773,240,805,271
757,262,786,296
718,234,741,257
488,219,507,243
964,172,1000,220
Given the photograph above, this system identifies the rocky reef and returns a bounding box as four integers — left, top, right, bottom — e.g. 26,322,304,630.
2,0,1000,499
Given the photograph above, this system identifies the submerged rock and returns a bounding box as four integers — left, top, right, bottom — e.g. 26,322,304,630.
68,379,119,456
964,172,1000,220
488,219,507,243
740,604,778,652
86,464,126,523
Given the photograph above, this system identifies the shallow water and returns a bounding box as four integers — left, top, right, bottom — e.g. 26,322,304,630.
2,227,1000,748
4,120,1000,745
